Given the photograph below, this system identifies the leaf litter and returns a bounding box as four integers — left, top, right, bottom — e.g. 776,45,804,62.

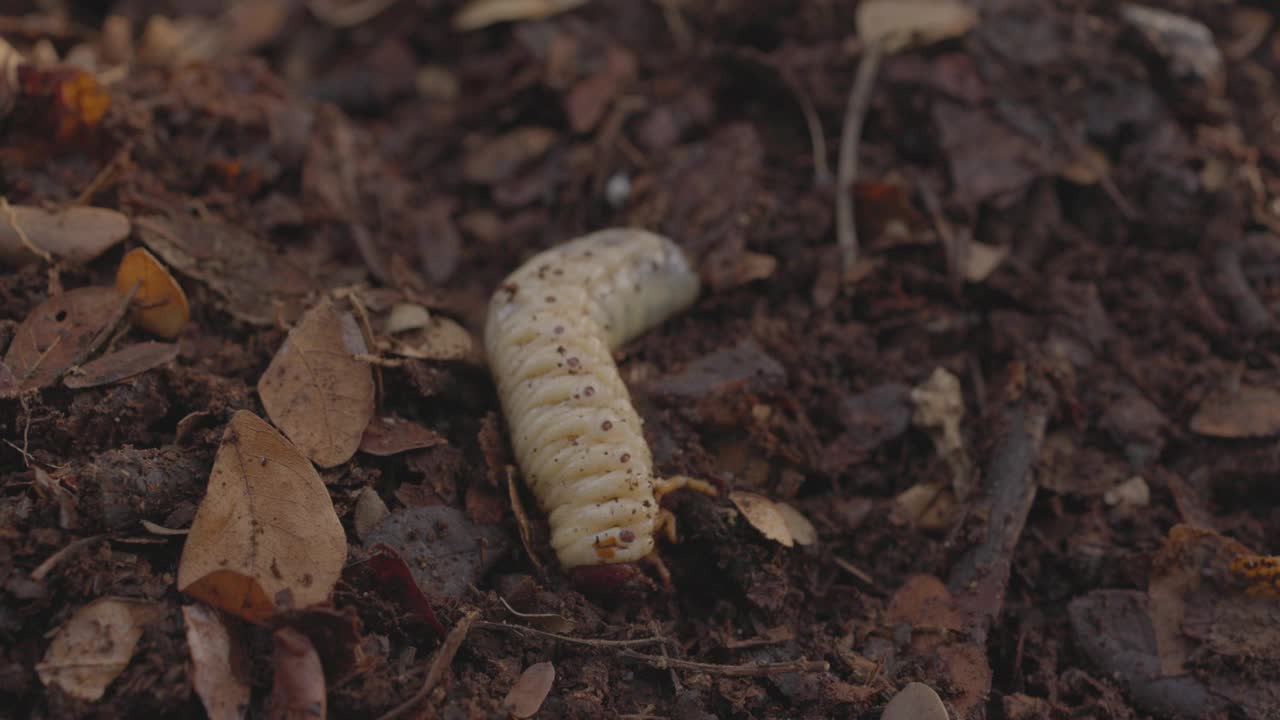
182,603,251,720
4,286,131,392
36,598,163,701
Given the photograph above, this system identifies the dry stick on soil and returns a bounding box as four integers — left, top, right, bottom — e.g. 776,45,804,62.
1215,241,1271,333
506,465,546,577
617,651,828,678
0,197,53,263
780,66,832,186
30,534,107,581
474,621,667,649
377,609,480,720
835,40,884,277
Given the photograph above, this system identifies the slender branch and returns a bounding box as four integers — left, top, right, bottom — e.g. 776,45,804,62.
377,610,479,720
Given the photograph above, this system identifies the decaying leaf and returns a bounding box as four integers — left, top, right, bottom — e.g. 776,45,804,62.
893,481,956,531
775,501,817,546
358,415,446,457
135,214,314,326
461,127,557,184
910,367,972,496
64,341,179,389
453,0,589,32
961,241,1009,283
389,315,476,361
364,545,447,635
266,627,326,720
116,247,190,338
364,505,510,599
258,298,376,468
0,204,131,265
177,411,347,623
1190,385,1280,438
36,598,161,701
730,491,794,547
353,487,390,540
503,661,556,718
5,286,129,392
857,0,979,52
183,604,251,720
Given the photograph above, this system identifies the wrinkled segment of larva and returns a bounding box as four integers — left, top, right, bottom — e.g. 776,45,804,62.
485,229,700,568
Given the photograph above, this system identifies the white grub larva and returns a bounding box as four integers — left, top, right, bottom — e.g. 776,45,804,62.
485,228,700,569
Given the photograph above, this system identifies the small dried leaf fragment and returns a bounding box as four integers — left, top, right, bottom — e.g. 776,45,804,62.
353,487,389,540
775,501,817,546
177,411,347,623
116,247,190,338
461,127,556,183
64,341,179,389
183,604,250,720
882,682,949,720
266,627,326,720
730,491,794,547
5,286,128,391
0,205,130,265
36,598,161,701
503,661,556,718
857,0,979,52
389,316,475,361
961,242,1009,283
359,416,446,456
258,298,375,468
454,0,588,31
1190,385,1280,438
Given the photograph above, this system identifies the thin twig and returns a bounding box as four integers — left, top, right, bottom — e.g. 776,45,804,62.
618,651,829,677
780,67,831,186
31,534,107,581
474,621,667,649
836,41,884,278
376,609,479,720
1,197,53,263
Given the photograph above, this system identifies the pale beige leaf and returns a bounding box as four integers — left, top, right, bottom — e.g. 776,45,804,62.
857,0,978,52
961,241,1009,283
775,501,817,546
729,491,793,547
177,411,347,623
503,661,555,718
37,598,161,701
384,302,431,335
258,298,375,468
389,316,475,361
453,0,588,31
266,627,325,720
0,205,130,265
183,604,250,720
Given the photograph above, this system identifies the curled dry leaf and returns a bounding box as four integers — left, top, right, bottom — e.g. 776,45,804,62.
267,627,326,720
503,661,556,718
177,411,347,624
857,0,979,52
258,298,376,468
182,604,250,720
36,598,162,701
64,341,179,389
389,315,475,361
358,415,446,457
1190,385,1280,438
0,204,130,265
5,286,129,392
115,247,190,338
730,491,794,547
453,0,589,32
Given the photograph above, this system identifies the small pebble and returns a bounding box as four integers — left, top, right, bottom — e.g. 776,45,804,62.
882,681,948,720
605,172,631,208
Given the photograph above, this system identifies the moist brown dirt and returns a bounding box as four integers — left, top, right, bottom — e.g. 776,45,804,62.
3,1,1280,718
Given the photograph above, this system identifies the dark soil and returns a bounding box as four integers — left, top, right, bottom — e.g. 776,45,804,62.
3,0,1280,718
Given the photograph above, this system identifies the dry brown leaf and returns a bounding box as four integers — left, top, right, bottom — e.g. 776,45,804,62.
729,491,794,547
453,0,588,31
0,205,130,265
353,487,390,540
115,247,190,338
359,416,446,457
503,661,555,718
894,482,956,531
64,341,179,389
136,214,314,326
183,604,250,720
775,501,817,546
857,0,978,52
177,411,347,623
36,598,161,701
258,298,375,468
961,241,1009,283
389,315,475,361
266,627,326,720
461,127,557,184
1190,385,1280,438
5,286,129,392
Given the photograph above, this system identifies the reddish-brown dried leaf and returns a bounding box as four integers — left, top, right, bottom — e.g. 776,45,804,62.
64,341,179,389
364,544,446,635
259,298,376,468
358,416,445,457
5,286,128,391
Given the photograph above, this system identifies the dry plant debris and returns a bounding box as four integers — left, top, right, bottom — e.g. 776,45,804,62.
115,247,190,338
0,204,130,265
501,661,555,718
182,604,251,720
4,286,128,392
36,598,162,701
63,341,179,389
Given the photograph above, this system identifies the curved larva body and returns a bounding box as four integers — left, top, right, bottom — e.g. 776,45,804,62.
485,229,700,568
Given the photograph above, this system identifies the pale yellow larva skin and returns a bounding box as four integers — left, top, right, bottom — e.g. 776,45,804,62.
485,229,701,568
